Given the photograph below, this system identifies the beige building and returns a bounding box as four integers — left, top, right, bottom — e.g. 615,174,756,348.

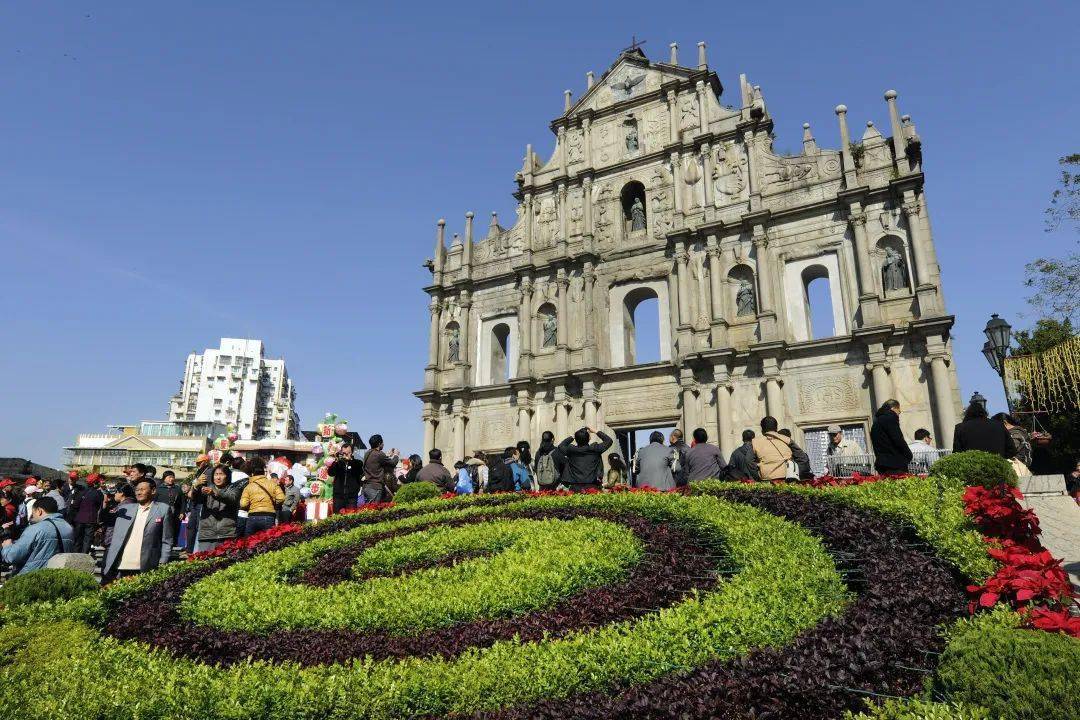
416,42,960,474
65,421,226,479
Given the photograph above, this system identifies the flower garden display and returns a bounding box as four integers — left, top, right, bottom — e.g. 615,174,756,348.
1,453,1077,720
305,413,350,517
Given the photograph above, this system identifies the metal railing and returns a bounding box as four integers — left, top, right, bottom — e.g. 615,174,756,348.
823,449,951,477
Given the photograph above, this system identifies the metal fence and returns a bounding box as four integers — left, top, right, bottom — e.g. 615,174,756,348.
823,449,951,477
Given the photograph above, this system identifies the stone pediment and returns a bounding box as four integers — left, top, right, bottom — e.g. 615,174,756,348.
566,52,694,118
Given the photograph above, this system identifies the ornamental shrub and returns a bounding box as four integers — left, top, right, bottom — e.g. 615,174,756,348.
845,698,989,720
935,606,1080,720
0,568,98,609
930,450,1018,489
394,481,443,504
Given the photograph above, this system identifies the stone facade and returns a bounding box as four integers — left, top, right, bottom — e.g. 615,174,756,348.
416,42,960,470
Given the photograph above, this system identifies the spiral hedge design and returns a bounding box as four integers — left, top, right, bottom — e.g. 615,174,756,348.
2,478,1069,720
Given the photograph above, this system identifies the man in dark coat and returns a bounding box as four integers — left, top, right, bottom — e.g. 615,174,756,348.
71,474,104,553
361,434,400,504
329,441,365,513
727,430,759,480
683,428,726,482
953,402,1015,458
155,471,185,548
415,448,454,493
869,399,913,475
557,427,613,492
669,429,692,487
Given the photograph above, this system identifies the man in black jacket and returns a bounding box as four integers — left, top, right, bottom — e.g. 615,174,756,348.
727,430,759,480
557,427,613,492
156,471,185,548
870,399,913,475
330,441,365,513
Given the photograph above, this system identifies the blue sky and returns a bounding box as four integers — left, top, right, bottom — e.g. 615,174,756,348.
1,2,1076,467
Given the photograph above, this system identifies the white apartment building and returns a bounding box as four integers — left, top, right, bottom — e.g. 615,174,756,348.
167,338,300,440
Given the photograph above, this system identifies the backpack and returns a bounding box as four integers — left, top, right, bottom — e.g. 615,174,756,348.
536,453,558,488
487,462,515,493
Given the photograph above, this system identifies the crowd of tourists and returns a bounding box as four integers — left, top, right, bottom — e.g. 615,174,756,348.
0,396,1073,583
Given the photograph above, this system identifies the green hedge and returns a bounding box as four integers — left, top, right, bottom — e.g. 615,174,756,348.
930,450,1018,489
845,698,989,720
689,475,995,580
0,569,98,609
934,606,1080,720
394,480,443,504
181,516,642,634
0,491,847,719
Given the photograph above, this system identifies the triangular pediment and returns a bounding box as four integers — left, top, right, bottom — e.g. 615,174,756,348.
105,435,161,451
566,50,695,118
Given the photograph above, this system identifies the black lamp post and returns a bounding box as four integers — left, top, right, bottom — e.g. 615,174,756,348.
969,390,987,412
982,313,1013,413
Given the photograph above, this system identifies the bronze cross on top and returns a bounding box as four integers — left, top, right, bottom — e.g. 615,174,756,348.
622,35,647,53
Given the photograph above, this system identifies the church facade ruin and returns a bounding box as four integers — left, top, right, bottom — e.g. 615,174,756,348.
416,41,961,473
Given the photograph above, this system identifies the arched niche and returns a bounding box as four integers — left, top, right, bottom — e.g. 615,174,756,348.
443,321,461,364
620,181,647,237
727,264,757,320
875,234,913,295
608,280,672,368
536,302,557,350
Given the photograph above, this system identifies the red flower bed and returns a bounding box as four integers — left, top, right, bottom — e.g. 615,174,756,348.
961,485,1042,547
189,523,304,560
960,484,1079,638
803,471,905,488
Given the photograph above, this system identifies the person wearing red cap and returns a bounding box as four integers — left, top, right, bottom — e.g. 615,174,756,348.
0,480,17,527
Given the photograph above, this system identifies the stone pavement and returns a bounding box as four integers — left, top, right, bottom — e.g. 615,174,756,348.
1022,493,1080,591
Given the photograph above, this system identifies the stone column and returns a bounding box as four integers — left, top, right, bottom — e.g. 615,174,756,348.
452,407,466,463
675,246,691,327
667,91,678,144
422,408,436,458
582,116,593,165
523,193,534,263
696,80,709,133
554,387,569,440
557,183,568,256
670,152,683,214
558,126,567,175
706,241,727,347
903,195,940,316
517,277,533,376
433,219,446,286
701,143,714,207
426,296,441,368
836,104,858,187
929,354,957,448
583,262,597,363
458,291,472,368
751,230,778,341
848,208,881,325
884,90,907,168
715,380,734,459
765,377,783,423
556,270,569,348
869,361,893,407
517,389,531,445
680,368,697,432
583,380,598,429
462,212,473,280
582,175,594,239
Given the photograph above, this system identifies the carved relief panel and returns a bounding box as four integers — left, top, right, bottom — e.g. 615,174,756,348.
797,375,861,416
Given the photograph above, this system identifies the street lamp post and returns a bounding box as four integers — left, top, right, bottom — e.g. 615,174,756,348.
982,313,1013,414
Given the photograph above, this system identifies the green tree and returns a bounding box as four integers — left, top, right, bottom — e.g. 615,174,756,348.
1011,317,1079,473
1044,153,1079,233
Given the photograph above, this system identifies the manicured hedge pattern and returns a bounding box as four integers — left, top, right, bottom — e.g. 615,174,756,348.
473,490,968,719
0,492,848,719
104,508,720,665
